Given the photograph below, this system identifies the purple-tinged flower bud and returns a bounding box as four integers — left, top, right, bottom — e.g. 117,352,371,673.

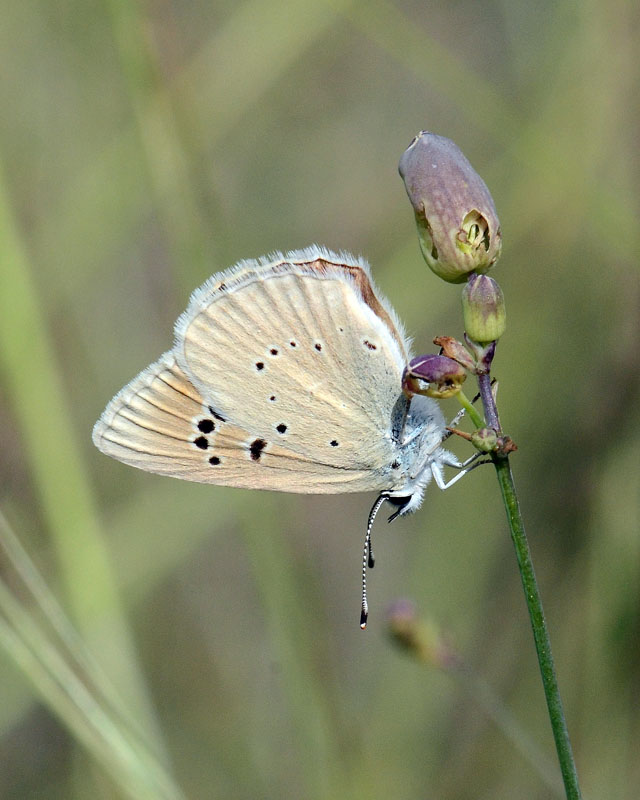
399,132,502,283
461,273,506,344
470,427,499,452
402,354,467,399
387,600,458,669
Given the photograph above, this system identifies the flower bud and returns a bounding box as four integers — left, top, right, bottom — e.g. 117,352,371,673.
461,273,506,343
402,354,466,399
399,131,502,283
387,600,458,669
470,426,499,452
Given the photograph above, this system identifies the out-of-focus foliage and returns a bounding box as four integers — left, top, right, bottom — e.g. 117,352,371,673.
0,1,638,798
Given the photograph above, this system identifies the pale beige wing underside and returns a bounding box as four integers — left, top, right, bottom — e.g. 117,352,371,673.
93,249,412,494
92,352,393,492
175,255,409,467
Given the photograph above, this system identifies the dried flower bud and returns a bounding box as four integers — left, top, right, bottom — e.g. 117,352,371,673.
399,131,502,283
495,435,518,457
461,274,506,344
432,336,477,372
402,354,466,399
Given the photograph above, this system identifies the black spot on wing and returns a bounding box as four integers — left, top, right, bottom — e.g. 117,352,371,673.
198,419,215,433
194,436,209,450
249,438,267,461
209,455,221,465
276,424,287,434
208,407,226,422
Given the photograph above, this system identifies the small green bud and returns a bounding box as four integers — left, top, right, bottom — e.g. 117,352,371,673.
399,131,502,283
461,273,506,344
470,427,499,452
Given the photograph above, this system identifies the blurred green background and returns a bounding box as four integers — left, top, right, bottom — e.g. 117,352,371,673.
1,0,638,798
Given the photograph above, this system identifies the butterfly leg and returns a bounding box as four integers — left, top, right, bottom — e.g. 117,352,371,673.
445,406,467,432
431,452,491,490
400,426,424,447
439,451,481,470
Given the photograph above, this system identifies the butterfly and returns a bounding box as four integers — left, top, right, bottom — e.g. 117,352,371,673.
93,246,481,625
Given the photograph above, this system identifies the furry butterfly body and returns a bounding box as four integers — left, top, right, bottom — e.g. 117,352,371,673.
93,247,459,515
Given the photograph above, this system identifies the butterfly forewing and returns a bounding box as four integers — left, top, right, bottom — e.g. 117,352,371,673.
94,249,412,493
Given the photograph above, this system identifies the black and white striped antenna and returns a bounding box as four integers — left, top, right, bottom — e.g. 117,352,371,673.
360,494,386,629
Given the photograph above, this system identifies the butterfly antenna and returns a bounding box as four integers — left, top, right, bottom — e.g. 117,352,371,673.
360,494,387,629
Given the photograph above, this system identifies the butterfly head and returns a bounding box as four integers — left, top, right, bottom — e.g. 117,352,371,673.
384,489,425,520
383,394,450,519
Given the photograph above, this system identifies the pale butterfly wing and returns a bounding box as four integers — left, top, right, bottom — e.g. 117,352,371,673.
93,247,415,494
93,351,391,491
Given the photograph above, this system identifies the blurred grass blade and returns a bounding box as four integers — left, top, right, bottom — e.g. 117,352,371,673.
459,666,566,796
0,510,152,747
32,0,360,301
328,0,517,137
241,498,344,800
0,577,186,800
0,157,169,761
104,0,211,279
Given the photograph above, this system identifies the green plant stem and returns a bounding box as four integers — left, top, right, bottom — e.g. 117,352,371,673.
493,456,582,799
474,354,581,795
456,389,485,429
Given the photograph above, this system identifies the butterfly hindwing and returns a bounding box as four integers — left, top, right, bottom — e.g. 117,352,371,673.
93,352,403,492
